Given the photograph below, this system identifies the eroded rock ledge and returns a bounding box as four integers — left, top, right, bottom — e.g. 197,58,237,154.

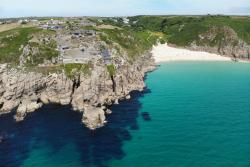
0,53,156,130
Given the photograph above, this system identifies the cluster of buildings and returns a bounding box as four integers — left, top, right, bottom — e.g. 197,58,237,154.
101,49,112,64
57,41,111,65
70,30,96,38
79,18,96,27
109,17,130,24
38,18,96,31
39,19,65,30
55,28,106,64
0,18,46,26
34,17,112,65
18,19,39,24
40,24,64,30
0,20,15,25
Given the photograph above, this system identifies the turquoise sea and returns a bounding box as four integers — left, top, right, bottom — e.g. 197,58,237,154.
1,62,250,167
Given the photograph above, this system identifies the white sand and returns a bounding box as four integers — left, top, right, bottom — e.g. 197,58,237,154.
151,44,232,63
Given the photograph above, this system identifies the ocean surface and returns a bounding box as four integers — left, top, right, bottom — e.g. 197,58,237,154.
1,62,250,167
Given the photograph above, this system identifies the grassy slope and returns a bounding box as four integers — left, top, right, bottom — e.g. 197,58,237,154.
0,27,59,66
61,63,92,78
0,27,39,64
98,27,165,59
88,17,165,59
129,15,250,47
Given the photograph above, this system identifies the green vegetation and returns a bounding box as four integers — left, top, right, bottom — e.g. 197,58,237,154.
99,28,165,59
26,63,92,77
2,15,250,76
25,40,59,67
106,64,116,76
61,63,92,78
129,16,166,32
28,65,62,75
0,27,59,66
101,18,127,27
129,15,250,46
0,27,40,64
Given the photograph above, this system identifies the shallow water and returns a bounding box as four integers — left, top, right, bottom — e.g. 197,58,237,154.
1,62,250,167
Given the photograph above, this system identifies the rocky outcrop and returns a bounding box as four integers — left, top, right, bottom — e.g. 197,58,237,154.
0,53,156,130
187,26,250,60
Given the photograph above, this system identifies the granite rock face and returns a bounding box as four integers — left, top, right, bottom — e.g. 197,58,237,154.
188,26,250,60
0,53,156,130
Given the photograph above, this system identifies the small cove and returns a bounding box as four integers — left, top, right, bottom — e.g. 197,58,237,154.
1,61,250,167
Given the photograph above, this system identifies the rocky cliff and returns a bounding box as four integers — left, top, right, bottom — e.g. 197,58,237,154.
0,53,156,130
188,26,250,60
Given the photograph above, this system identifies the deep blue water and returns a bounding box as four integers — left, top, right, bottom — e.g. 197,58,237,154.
0,90,146,167
1,62,250,167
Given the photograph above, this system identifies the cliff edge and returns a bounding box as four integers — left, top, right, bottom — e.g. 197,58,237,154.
0,54,155,130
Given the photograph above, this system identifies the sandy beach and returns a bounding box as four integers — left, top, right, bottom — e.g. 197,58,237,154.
151,44,232,63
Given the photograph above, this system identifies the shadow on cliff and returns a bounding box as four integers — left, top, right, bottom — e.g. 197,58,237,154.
0,88,151,167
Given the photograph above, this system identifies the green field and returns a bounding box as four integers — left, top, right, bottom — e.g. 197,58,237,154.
61,63,92,78
129,15,250,46
99,27,165,59
0,27,58,66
